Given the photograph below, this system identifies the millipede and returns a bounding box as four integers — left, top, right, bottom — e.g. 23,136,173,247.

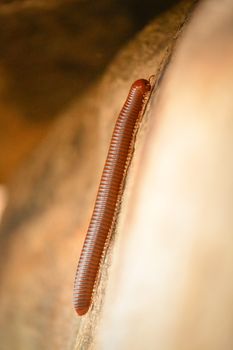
73,78,153,316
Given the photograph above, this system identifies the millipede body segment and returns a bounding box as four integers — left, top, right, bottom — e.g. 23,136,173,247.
73,79,151,316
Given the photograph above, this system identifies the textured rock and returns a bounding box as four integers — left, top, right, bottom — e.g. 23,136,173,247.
0,1,197,349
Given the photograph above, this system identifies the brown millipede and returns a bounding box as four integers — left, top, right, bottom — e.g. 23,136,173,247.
73,78,152,316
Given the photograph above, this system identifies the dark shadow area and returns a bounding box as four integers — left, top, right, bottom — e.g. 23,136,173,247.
0,0,179,122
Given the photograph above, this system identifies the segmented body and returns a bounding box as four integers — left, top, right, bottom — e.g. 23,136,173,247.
73,79,151,316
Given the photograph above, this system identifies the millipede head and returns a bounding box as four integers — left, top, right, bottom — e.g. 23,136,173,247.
132,79,151,94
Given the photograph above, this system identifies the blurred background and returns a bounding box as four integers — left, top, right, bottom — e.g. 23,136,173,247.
0,0,179,220
0,0,178,182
